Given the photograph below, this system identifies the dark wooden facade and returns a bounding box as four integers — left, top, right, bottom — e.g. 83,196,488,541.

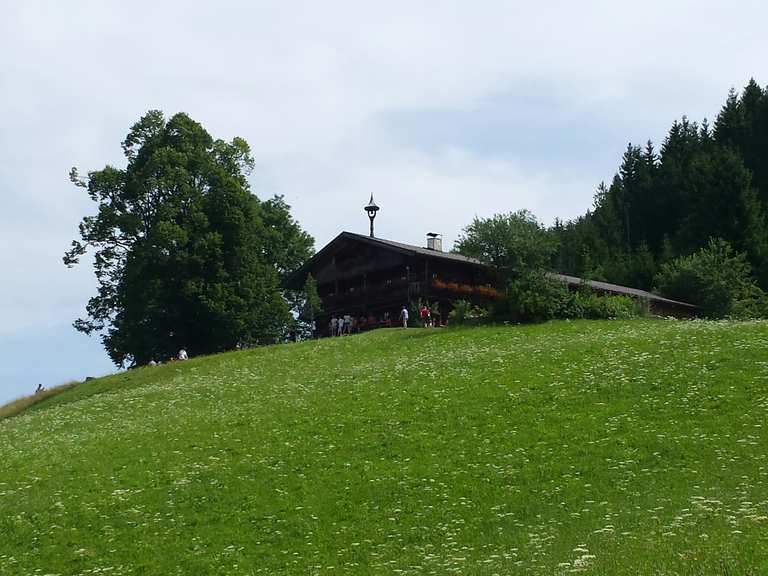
286,232,496,331
286,232,697,333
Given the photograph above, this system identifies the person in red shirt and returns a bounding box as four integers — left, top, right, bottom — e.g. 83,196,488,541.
420,305,432,328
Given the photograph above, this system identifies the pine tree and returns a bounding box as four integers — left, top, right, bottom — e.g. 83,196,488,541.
741,78,763,124
628,241,656,290
550,80,768,292
714,88,745,149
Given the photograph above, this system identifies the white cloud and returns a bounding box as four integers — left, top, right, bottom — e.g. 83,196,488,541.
261,140,597,251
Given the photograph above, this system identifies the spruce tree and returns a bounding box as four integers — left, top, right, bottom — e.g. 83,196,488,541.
549,80,768,291
714,88,745,150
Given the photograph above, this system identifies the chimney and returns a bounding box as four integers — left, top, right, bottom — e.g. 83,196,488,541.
426,232,442,252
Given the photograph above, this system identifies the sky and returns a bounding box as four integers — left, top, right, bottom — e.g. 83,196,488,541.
1,0,766,403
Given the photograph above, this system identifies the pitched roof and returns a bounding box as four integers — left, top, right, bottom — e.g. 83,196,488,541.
549,273,697,309
340,232,486,266
284,231,484,288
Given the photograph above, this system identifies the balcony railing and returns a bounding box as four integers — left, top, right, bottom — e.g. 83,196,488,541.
320,282,411,307
320,277,502,308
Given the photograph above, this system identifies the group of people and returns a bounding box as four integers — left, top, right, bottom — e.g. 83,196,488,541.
401,304,439,328
146,348,188,367
329,305,439,335
329,312,394,336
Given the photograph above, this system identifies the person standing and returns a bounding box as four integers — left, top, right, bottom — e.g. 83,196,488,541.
400,305,409,328
420,304,432,328
330,316,338,337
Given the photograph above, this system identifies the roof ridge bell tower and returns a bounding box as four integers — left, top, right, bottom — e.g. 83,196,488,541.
364,194,380,237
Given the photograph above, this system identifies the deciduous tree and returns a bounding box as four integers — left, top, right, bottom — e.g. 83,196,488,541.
454,210,557,280
65,111,313,365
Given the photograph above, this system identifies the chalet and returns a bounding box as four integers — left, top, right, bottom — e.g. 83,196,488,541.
286,197,696,333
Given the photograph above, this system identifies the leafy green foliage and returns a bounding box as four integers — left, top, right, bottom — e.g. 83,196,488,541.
297,274,323,337
2,321,768,574
447,299,488,324
654,238,768,318
502,271,570,322
455,212,638,322
65,111,313,366
260,196,314,283
559,291,637,320
497,272,638,322
454,210,557,282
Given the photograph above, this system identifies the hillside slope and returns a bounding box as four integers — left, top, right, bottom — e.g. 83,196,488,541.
1,320,767,575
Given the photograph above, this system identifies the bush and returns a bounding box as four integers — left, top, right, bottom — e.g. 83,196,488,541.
730,283,768,319
654,238,767,318
449,300,488,325
494,272,639,322
504,271,570,322
571,292,636,319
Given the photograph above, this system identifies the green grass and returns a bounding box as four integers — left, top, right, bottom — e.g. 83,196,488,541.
1,320,767,575
0,381,80,420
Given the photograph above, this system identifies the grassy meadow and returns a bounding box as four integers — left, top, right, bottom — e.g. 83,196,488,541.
1,320,767,575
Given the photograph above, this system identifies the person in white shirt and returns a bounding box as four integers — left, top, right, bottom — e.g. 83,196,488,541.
400,306,409,328
178,349,188,361
330,316,338,337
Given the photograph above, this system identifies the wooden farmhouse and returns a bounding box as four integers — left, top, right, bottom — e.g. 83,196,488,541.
285,198,696,334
